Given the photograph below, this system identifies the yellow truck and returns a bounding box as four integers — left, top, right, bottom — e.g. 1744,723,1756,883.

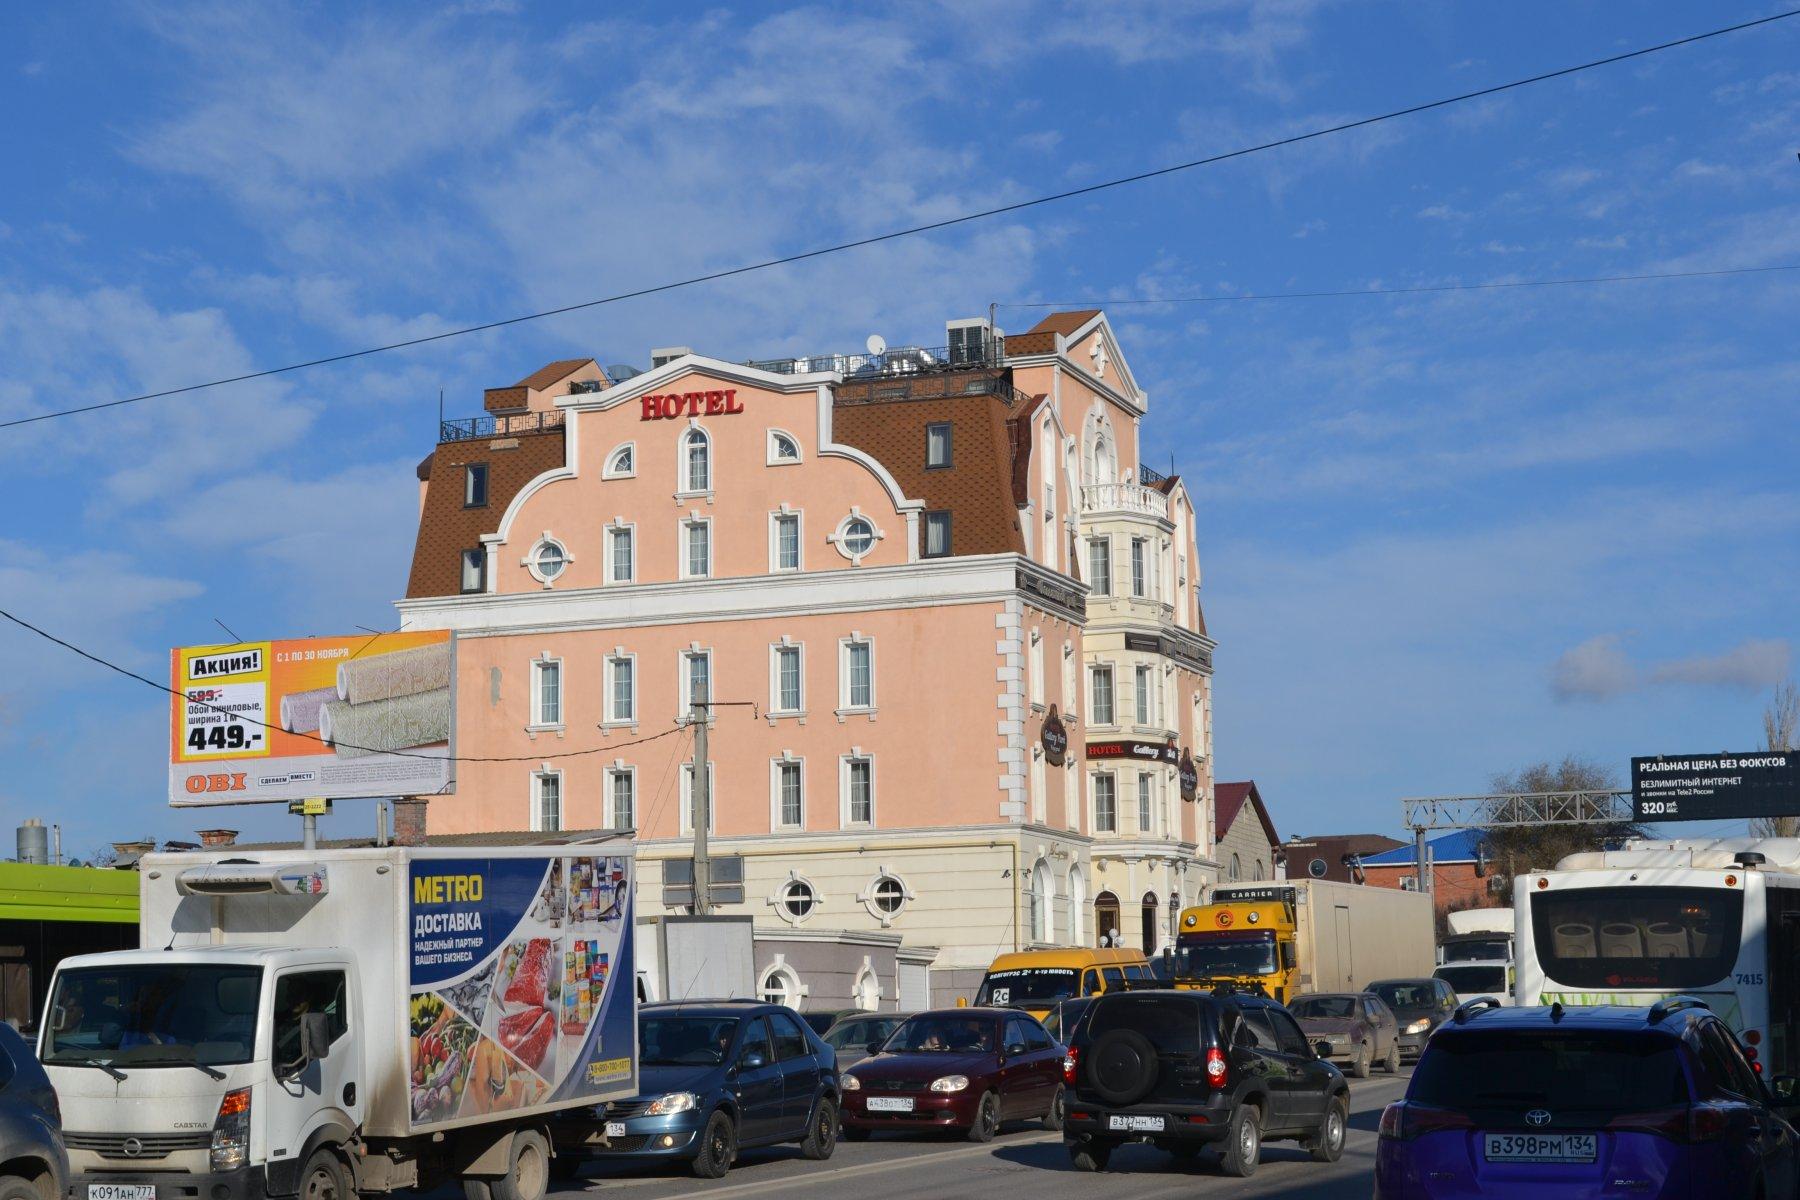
1173,881,1434,1004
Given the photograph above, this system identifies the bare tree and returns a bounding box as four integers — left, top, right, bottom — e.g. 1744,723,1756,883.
1481,757,1643,896
1750,680,1799,838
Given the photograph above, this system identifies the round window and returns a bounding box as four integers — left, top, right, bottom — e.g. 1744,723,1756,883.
782,880,816,919
842,517,875,556
871,876,906,916
1309,858,1328,879
533,540,568,581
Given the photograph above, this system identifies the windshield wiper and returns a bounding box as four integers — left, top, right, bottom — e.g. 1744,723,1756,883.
133,1056,226,1080
52,1055,128,1081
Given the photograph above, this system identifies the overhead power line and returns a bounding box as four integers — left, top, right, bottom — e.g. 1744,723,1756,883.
3,9,1795,433
0,606,694,765
995,262,1800,309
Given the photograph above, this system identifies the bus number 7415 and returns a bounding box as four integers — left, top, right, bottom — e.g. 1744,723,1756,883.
1737,973,1764,987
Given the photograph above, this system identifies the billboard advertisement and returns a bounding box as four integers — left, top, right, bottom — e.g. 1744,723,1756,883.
1632,751,1799,822
408,853,635,1131
168,632,454,805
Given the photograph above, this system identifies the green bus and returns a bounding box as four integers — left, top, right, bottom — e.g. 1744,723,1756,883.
0,862,137,1029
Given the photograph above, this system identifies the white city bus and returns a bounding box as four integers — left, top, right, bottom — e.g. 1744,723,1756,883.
1515,837,1800,1078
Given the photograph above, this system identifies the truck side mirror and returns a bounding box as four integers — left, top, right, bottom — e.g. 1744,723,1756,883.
1280,944,1296,970
300,1011,332,1063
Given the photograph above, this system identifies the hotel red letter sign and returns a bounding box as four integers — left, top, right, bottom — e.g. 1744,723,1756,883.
641,390,744,420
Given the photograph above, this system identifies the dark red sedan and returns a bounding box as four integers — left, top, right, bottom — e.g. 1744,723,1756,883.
839,1008,1066,1142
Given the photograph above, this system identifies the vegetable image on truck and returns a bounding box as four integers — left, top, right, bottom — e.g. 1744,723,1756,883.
39,840,638,1200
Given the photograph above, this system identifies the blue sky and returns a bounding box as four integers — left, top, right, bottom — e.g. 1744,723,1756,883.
1,2,1796,857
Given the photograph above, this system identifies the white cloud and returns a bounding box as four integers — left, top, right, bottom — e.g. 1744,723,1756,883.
1651,640,1792,692
1550,635,1637,700
1416,203,1466,220
1550,635,1793,701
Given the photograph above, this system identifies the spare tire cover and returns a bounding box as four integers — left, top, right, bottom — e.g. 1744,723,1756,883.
1087,1028,1160,1106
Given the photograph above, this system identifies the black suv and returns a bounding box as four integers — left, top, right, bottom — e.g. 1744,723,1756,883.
1062,988,1349,1176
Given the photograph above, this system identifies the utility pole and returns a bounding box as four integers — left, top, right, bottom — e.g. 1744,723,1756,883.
691,683,711,916
1414,827,1427,894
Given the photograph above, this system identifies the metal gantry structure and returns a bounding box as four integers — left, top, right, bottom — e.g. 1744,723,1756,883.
1398,790,1634,892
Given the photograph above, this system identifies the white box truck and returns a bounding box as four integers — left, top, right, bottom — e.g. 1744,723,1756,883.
38,842,637,1200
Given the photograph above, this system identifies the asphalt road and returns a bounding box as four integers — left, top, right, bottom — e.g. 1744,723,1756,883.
554,1069,1410,1199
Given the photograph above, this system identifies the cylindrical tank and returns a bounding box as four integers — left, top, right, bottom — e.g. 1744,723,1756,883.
16,818,48,865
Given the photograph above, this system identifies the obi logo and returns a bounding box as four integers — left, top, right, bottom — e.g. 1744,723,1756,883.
184,773,248,794
414,874,484,904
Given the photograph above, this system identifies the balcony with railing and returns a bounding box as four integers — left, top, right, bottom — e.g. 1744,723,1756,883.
746,342,1032,408
1081,481,1169,518
439,410,567,443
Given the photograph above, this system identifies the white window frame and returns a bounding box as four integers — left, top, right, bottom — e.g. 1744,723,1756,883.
1029,628,1045,708
1087,536,1112,596
604,650,637,728
770,753,805,830
529,653,563,730
840,751,875,828
606,763,636,832
522,533,572,587
531,767,563,833
1092,771,1117,834
767,429,803,466
768,638,805,717
838,635,876,716
859,869,914,927
1131,536,1148,597
761,958,807,1005
603,441,636,480
678,424,712,496
1137,772,1154,835
680,761,716,836
1135,664,1154,728
1030,745,1047,825
605,520,635,585
1090,664,1115,727
770,872,822,925
680,515,712,580
828,509,884,565
679,647,713,720
769,506,803,573
1062,643,1077,721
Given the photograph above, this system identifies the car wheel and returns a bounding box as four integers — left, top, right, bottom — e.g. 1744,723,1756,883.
1068,1141,1113,1172
1042,1084,1066,1131
690,1111,737,1180
801,1097,839,1160
1220,1103,1261,1178
966,1091,1000,1143
302,1151,351,1200
0,1181,40,1200
1352,1042,1372,1079
1308,1096,1348,1163
1384,1041,1401,1074
843,1125,871,1142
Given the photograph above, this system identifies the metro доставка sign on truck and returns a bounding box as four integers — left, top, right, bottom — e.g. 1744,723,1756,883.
168,631,454,805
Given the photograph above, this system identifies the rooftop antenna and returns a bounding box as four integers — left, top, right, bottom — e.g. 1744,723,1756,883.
437,388,444,435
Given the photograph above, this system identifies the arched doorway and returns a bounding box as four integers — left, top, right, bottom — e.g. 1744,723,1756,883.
1141,892,1159,954
1094,891,1122,949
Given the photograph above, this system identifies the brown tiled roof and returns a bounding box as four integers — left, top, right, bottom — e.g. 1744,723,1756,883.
1001,331,1055,356
416,453,434,482
1216,781,1279,848
484,359,596,413
406,430,568,597
1026,310,1102,337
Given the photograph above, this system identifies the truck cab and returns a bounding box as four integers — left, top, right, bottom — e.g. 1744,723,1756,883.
42,945,362,1200
1172,900,1298,1002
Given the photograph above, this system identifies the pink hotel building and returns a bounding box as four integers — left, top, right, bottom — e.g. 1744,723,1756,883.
397,310,1216,1002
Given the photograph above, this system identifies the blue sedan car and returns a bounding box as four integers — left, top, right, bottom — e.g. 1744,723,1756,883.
574,1000,841,1179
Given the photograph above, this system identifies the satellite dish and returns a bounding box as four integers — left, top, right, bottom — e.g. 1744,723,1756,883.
865,334,887,356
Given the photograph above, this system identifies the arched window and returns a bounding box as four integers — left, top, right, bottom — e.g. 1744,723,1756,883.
1141,891,1160,954
1230,853,1242,882
852,963,881,1011
769,430,801,464
761,961,803,1007
1094,891,1121,949
1031,861,1052,943
1253,859,1265,881
605,442,635,478
683,428,711,492
1069,868,1087,946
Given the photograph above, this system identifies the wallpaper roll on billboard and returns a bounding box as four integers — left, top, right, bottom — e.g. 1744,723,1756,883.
319,687,451,759
337,642,452,705
279,686,336,734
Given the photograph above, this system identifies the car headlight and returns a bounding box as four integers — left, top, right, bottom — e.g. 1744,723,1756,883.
930,1075,969,1093
1405,1019,1431,1035
644,1091,698,1116
842,1074,861,1091
1327,1034,1349,1045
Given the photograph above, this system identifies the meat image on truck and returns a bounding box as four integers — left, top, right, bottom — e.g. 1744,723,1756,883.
37,841,636,1200
1172,881,1435,1003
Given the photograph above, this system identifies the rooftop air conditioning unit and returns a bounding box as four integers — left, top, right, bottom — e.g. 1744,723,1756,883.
947,317,1003,366
650,346,693,369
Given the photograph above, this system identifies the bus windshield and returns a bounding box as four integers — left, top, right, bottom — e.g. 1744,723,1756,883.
44,964,262,1068
1175,932,1278,978
976,968,1077,1007
1529,885,1744,990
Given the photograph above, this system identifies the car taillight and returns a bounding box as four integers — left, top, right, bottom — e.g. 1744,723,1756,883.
1205,1046,1227,1089
212,1087,252,1172
1062,1046,1079,1086
1379,1102,1474,1141
1607,1105,1727,1144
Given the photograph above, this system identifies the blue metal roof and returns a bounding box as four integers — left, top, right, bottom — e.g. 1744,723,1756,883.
1361,829,1488,867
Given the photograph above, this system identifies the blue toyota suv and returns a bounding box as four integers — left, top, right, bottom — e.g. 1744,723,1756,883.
1377,996,1800,1198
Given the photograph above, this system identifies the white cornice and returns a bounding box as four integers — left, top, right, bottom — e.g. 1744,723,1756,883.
1009,349,1146,416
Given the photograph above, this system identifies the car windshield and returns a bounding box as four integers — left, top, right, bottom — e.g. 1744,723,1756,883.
640,1016,739,1067
1529,886,1744,991
975,968,1078,1006
1412,1031,1689,1112
44,964,262,1067
1087,995,1200,1054
1291,996,1357,1020
1442,938,1510,963
1371,982,1435,1012
1435,966,1507,995
884,1016,994,1054
1174,932,1277,977
825,1018,901,1050
1043,1000,1091,1043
